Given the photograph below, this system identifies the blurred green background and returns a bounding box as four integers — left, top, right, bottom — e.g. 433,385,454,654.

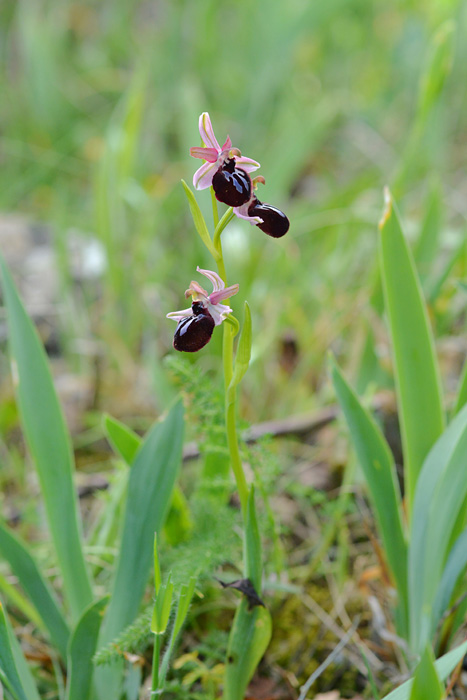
1,0,466,424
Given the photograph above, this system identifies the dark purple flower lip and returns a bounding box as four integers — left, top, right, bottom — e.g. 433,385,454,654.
173,301,215,352
212,159,252,207
247,196,290,238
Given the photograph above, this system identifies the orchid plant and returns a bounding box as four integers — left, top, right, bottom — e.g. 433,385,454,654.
166,112,290,699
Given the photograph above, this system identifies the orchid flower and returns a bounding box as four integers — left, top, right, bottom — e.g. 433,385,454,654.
167,267,239,352
190,113,260,204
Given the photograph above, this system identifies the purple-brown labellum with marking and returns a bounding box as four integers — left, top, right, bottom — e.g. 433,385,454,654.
212,158,252,207
173,301,215,352
248,196,290,238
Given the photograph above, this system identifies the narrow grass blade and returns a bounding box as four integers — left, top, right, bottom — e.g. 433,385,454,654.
453,358,467,416
414,179,442,279
0,256,93,620
224,601,272,700
229,302,252,392
181,180,217,258
432,527,467,630
331,358,408,619
0,603,29,700
0,602,40,700
409,403,467,652
65,596,109,700
224,486,271,700
0,521,69,660
409,647,443,700
103,414,141,464
244,487,262,592
382,639,467,700
379,189,445,511
96,401,184,698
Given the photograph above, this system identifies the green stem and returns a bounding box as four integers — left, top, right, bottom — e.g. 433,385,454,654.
211,187,220,228
151,634,161,695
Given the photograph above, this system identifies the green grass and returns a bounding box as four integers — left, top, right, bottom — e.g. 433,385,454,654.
2,1,467,697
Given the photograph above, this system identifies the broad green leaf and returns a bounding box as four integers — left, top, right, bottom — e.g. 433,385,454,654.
409,403,467,652
409,647,443,700
96,401,184,699
181,180,217,258
65,596,109,700
103,414,141,465
229,302,252,393
244,487,262,593
0,521,69,660
379,189,445,511
331,358,408,621
0,256,92,620
224,601,272,700
383,639,467,699
0,602,40,700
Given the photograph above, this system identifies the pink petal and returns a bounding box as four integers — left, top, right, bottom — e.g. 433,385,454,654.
235,156,260,172
196,267,225,292
185,281,208,299
190,146,219,163
209,283,239,305
221,136,232,151
193,162,218,189
199,112,221,152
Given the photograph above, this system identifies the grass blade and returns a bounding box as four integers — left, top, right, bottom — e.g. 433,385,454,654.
65,596,109,700
96,400,184,698
409,647,443,700
0,521,69,660
379,188,445,511
382,639,467,699
224,602,272,700
224,486,271,700
103,414,141,465
331,358,408,625
409,403,467,652
0,602,40,700
0,256,93,620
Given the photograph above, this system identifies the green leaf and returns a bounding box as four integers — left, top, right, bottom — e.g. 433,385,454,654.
417,21,456,124
0,256,93,620
414,179,442,281
383,639,467,699
379,189,445,511
172,578,197,638
95,401,184,699
229,302,252,393
103,414,141,465
454,357,467,416
331,357,408,622
0,603,29,700
244,486,262,593
0,602,40,700
224,602,272,700
181,180,218,258
151,576,174,635
65,596,109,700
432,527,467,632
409,647,443,700
409,403,467,652
0,521,69,660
